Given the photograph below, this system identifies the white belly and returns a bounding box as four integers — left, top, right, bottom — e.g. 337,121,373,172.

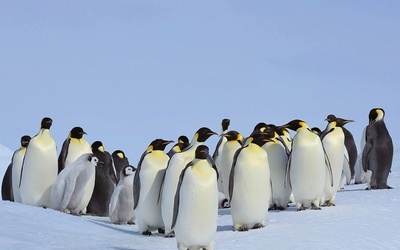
20,135,57,207
290,135,325,207
11,148,26,203
230,146,270,229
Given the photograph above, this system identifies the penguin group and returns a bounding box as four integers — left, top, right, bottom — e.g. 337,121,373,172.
1,108,394,250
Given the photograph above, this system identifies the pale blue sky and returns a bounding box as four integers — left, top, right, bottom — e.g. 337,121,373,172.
1,1,399,161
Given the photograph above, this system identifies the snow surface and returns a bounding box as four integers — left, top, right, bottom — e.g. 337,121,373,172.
1,142,399,249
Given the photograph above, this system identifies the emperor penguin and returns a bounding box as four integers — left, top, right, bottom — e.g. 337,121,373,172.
112,150,130,184
11,135,31,203
212,118,231,194
261,126,291,210
20,117,58,208
172,145,218,250
167,135,190,158
326,114,357,184
229,132,271,231
50,153,99,215
362,108,393,189
319,116,346,206
219,130,243,201
87,141,117,216
58,127,91,173
1,162,13,201
109,165,136,224
283,119,331,211
134,139,173,236
161,127,217,237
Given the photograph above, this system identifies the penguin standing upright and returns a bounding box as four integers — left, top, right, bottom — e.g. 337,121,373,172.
134,139,173,236
326,115,357,184
112,150,130,184
362,108,393,189
161,127,217,237
58,127,91,173
319,116,346,206
262,126,291,210
1,162,13,201
87,141,117,216
50,154,99,215
219,130,243,200
229,132,271,231
109,165,136,224
172,145,218,250
20,117,58,208
283,119,331,211
10,135,31,203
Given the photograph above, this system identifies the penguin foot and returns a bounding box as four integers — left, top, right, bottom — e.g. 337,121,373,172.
158,228,165,234
297,206,307,211
164,231,175,238
371,184,393,190
311,204,321,210
253,223,264,229
127,221,135,225
237,226,249,232
142,230,152,236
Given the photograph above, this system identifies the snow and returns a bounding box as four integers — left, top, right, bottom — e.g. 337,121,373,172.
1,143,399,249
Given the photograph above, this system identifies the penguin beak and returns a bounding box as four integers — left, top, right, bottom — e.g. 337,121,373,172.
345,119,355,124
163,140,174,145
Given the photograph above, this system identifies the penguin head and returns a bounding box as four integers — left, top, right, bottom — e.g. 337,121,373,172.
148,139,174,151
20,135,31,147
194,127,217,143
369,108,385,124
195,145,209,160
325,114,354,127
123,165,136,176
276,126,291,137
113,150,127,159
253,122,268,133
325,114,337,123
70,127,87,139
171,142,185,153
222,130,243,143
88,154,99,166
178,135,189,145
40,117,53,130
248,131,271,147
92,141,105,153
221,118,230,131
311,127,322,135
283,119,309,131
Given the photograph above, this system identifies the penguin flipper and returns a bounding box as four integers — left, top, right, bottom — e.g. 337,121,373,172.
207,155,219,180
322,145,334,187
109,186,121,216
284,152,292,189
362,127,373,173
277,135,291,156
229,146,246,203
171,161,192,230
133,151,150,209
133,168,141,210
212,137,223,161
58,139,70,174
